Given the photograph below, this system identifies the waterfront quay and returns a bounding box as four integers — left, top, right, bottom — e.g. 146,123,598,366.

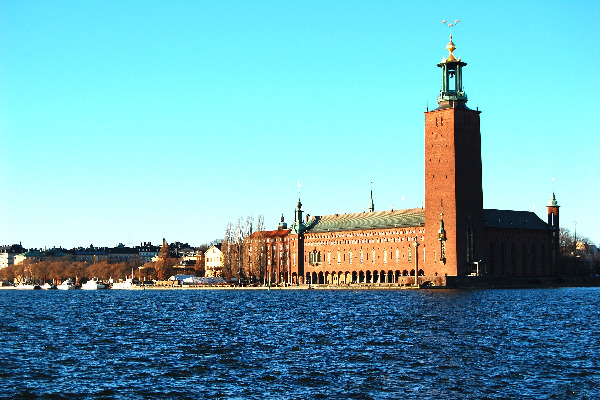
104,276,600,290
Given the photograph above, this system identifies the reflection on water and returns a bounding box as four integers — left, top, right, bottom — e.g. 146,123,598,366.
1,288,599,399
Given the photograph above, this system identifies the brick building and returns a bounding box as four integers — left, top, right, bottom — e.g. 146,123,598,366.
245,35,560,287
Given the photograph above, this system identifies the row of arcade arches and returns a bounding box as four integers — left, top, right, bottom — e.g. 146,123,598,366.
302,269,424,285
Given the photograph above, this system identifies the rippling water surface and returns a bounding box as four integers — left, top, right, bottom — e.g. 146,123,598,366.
1,288,599,399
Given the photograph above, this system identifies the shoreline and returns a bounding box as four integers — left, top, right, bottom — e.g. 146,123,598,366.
2,277,600,291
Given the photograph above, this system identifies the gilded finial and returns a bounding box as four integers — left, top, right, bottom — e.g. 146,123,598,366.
446,36,457,62
441,20,460,62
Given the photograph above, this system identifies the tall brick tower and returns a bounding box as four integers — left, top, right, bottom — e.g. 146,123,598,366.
424,35,484,278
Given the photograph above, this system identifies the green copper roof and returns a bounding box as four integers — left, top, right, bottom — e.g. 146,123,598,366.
304,208,425,233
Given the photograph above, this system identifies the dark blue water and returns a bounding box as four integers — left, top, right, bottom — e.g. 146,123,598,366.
0,288,598,399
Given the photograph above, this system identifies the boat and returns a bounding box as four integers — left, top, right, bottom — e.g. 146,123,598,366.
15,283,41,290
57,279,77,290
81,278,106,290
41,282,56,290
111,276,136,290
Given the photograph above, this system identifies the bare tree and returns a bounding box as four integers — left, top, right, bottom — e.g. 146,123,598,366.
560,228,599,276
194,252,205,277
245,215,254,238
222,223,234,280
257,215,264,232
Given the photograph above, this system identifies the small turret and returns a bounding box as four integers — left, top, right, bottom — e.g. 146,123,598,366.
547,192,559,229
438,213,447,263
291,198,306,234
438,213,447,240
547,191,560,275
278,213,287,230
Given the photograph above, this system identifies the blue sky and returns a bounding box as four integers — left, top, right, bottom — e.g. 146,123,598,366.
1,0,599,249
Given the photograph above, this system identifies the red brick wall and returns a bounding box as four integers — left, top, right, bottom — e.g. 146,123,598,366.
483,228,555,277
299,224,426,284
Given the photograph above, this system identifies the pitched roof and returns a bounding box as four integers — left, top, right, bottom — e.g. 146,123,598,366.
483,209,548,230
248,229,291,239
305,208,425,233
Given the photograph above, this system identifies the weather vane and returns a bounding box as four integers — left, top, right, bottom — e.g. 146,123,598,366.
441,19,460,35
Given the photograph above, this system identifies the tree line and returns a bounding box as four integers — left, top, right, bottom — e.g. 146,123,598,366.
0,240,216,284
0,257,142,284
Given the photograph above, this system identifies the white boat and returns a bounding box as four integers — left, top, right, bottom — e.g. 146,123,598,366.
15,283,40,290
41,282,56,290
111,276,135,290
57,279,77,290
81,278,106,290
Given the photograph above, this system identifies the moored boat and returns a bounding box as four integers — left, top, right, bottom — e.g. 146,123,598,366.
81,278,106,290
57,279,77,290
110,276,137,290
15,283,41,290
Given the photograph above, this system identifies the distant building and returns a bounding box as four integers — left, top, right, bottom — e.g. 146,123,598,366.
138,242,160,263
14,250,46,266
107,244,139,263
0,252,15,270
204,244,223,278
0,244,25,270
73,247,107,263
246,218,290,284
171,252,200,275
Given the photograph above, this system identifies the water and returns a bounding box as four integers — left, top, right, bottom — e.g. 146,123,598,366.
0,288,598,399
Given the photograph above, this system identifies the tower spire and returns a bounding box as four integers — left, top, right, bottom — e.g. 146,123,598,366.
278,212,287,230
437,24,468,109
369,182,375,212
291,198,306,234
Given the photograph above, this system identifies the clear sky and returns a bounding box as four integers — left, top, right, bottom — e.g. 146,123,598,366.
1,0,599,249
